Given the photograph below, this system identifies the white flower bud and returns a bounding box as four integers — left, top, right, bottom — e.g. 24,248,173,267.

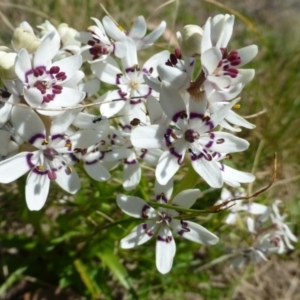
58,23,81,47
0,51,17,80
177,25,203,57
12,25,40,53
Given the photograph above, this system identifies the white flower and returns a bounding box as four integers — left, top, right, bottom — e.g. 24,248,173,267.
102,15,166,50
216,187,266,224
92,38,169,121
117,180,218,274
271,201,298,249
0,107,102,210
14,32,85,115
77,17,126,63
131,83,249,187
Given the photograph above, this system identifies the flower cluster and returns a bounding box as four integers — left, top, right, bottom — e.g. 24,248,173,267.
0,14,296,274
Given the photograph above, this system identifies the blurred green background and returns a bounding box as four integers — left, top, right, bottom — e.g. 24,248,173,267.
0,0,299,299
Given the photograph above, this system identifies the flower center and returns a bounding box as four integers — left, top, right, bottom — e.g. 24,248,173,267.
184,129,199,143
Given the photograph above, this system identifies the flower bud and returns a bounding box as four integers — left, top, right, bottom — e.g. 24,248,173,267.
12,25,40,53
0,51,17,80
177,25,203,57
58,23,81,47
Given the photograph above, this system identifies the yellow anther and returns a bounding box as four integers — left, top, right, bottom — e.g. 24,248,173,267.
117,24,125,31
41,140,49,145
65,141,72,148
37,165,45,171
233,104,241,109
130,81,138,89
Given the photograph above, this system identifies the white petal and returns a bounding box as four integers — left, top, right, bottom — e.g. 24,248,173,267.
208,132,249,153
138,21,166,50
50,109,81,136
154,178,174,202
236,45,258,67
225,212,237,224
172,189,200,208
172,220,219,245
225,110,255,129
160,81,186,123
123,156,141,190
155,150,181,185
221,164,255,187
201,47,222,75
157,65,190,90
242,203,268,215
120,220,158,249
84,161,110,181
55,167,81,194
129,16,147,39
11,106,45,146
0,151,36,183
25,170,50,210
116,194,157,219
156,226,176,274
50,54,82,81
192,158,222,188
131,125,166,148
102,16,126,40
14,49,32,82
91,59,122,84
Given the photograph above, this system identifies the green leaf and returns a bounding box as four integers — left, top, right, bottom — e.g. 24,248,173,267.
97,250,131,289
0,266,27,296
73,259,101,298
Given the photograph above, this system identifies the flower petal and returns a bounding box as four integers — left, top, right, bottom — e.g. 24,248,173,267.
156,226,176,274
172,189,201,208
172,220,219,245
25,170,50,210
120,220,158,249
117,194,157,219
0,152,36,183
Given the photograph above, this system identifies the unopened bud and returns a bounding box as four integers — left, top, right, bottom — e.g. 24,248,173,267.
177,25,203,57
12,25,40,53
0,51,17,80
58,23,81,47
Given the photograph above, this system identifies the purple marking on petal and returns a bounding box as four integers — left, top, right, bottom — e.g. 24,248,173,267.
116,73,123,84
205,121,214,130
99,149,112,160
51,134,65,141
205,141,213,148
190,112,204,120
142,223,154,236
157,235,173,243
25,66,47,83
169,147,184,165
69,153,80,162
124,158,137,165
164,128,173,147
156,193,168,203
85,159,98,165
172,110,187,123
129,98,142,105
26,153,35,168
119,123,132,131
28,133,46,145
118,89,127,99
142,68,149,75
219,162,225,171
141,205,150,218
146,87,152,97
139,149,147,159
188,148,204,161
33,168,48,175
